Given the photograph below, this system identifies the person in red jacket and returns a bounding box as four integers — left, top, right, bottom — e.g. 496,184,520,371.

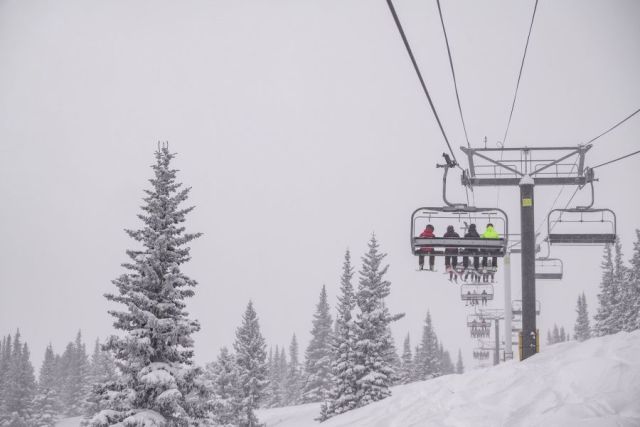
417,224,435,271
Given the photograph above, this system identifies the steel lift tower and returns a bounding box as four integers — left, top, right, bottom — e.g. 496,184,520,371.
461,145,594,360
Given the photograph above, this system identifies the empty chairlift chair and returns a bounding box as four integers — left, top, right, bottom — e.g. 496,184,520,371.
547,208,617,245
511,299,541,316
535,257,564,280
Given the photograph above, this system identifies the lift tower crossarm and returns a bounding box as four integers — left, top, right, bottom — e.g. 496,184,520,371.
460,146,594,187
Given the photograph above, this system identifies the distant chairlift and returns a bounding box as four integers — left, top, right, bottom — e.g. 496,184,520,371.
511,299,541,316
535,257,563,280
460,284,494,302
547,180,617,245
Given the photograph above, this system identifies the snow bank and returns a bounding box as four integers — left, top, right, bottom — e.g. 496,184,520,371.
258,330,640,427
57,331,640,427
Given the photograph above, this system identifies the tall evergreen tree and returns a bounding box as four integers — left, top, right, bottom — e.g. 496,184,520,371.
233,301,268,427
283,334,302,406
559,327,567,342
31,343,61,426
414,311,440,380
87,147,209,426
353,235,403,407
398,334,413,384
552,324,560,344
264,346,282,408
625,230,640,331
0,334,12,416
322,250,358,420
302,285,333,403
455,349,464,374
594,243,619,336
2,331,36,425
609,239,628,332
205,347,240,426
574,293,591,341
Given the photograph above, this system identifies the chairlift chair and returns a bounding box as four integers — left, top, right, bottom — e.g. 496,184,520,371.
460,284,494,301
535,257,564,280
547,208,617,245
511,300,541,315
411,206,508,257
547,180,617,245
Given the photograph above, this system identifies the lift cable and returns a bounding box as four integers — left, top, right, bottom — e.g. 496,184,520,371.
592,149,640,169
586,107,640,146
436,0,471,149
385,0,462,168
536,108,640,234
501,0,539,146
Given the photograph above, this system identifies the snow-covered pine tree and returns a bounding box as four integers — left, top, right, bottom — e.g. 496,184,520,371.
31,344,61,427
84,339,118,417
264,346,282,408
302,285,333,403
0,334,12,417
353,235,403,407
455,349,464,374
283,334,302,406
2,331,36,426
609,239,628,333
551,324,560,344
546,330,553,345
414,311,439,380
398,334,413,384
233,300,268,427
625,230,640,331
87,147,210,426
321,250,357,420
574,292,591,341
205,347,240,426
559,327,567,342
441,349,454,374
384,329,401,386
277,348,288,407
594,243,619,336
58,331,90,416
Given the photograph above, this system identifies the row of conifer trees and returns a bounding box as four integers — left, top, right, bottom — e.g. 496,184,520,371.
0,331,116,426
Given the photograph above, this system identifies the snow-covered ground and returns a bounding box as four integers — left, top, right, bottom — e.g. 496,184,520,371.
57,330,640,427
258,330,640,427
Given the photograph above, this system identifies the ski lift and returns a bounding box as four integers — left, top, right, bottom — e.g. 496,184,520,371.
411,154,509,260
511,300,540,315
547,180,617,245
535,257,564,280
411,206,508,257
460,284,494,301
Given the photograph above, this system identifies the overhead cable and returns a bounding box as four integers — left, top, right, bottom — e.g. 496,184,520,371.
385,0,461,167
436,0,471,149
586,107,640,146
501,0,539,145
592,149,640,169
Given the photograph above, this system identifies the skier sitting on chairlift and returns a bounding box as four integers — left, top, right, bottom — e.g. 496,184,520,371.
444,225,460,282
481,223,500,282
418,224,436,271
463,223,481,282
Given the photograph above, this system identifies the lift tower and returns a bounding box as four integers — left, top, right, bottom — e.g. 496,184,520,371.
461,145,594,360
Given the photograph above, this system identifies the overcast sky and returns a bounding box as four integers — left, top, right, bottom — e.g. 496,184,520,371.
1,0,639,370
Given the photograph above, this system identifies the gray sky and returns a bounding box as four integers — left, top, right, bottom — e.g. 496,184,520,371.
1,0,639,370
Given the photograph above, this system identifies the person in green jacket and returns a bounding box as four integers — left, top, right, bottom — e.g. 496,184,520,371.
481,223,500,280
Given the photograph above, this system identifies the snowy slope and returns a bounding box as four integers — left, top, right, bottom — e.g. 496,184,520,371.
56,331,640,427
258,330,640,427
